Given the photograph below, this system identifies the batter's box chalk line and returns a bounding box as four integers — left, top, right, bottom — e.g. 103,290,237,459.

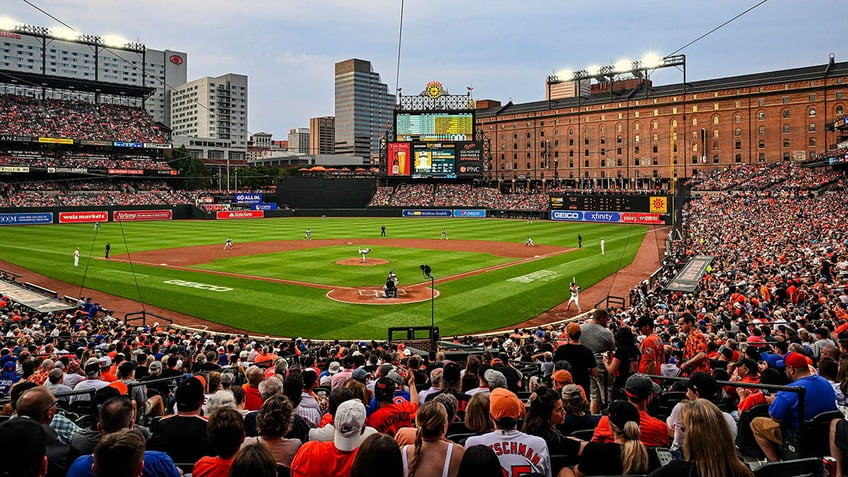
357,288,408,297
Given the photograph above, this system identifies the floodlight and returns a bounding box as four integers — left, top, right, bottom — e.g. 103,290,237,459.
613,59,632,75
0,17,18,31
101,34,128,48
641,53,663,69
50,26,78,41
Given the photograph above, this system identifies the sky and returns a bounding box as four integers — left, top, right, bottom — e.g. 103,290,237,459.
4,0,846,139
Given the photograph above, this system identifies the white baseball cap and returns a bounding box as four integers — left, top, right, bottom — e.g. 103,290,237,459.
334,400,367,452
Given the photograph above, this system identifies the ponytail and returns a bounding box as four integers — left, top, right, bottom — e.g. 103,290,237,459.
620,420,648,475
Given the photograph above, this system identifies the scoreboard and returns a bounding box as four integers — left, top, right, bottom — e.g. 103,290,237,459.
549,194,669,214
395,111,475,142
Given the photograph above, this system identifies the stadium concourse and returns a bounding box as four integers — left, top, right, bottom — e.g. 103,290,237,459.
1,163,848,476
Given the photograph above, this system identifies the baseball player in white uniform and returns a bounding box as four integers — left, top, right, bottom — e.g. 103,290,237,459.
600,237,606,255
566,281,581,312
73,247,80,267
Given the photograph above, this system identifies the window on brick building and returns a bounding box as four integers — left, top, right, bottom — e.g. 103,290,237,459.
758,153,765,162
757,111,765,120
713,155,719,163
758,126,765,135
808,107,816,117
783,138,790,147
809,123,816,132
735,141,741,149
809,137,816,147
783,110,790,118
735,128,742,137
758,140,765,149
735,154,742,162
783,124,790,133
837,105,844,115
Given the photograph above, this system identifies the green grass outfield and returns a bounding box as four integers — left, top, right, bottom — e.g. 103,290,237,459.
2,217,648,339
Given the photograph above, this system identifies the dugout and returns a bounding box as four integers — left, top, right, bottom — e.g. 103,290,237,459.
276,176,376,209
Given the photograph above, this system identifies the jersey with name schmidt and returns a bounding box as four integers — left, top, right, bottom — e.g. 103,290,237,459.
466,429,552,477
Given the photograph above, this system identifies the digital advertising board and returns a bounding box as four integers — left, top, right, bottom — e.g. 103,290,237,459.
387,141,482,178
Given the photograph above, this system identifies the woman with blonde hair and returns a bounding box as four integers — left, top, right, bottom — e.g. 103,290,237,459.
648,399,752,477
402,400,465,477
459,393,493,442
559,400,648,477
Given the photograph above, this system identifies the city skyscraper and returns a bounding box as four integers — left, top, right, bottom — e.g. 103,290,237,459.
169,73,249,148
309,116,335,155
287,128,310,154
334,59,395,160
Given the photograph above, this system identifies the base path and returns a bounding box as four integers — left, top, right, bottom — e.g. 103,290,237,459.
0,227,668,336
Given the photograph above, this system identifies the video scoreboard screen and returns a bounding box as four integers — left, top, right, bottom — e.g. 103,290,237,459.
387,141,483,178
395,111,475,142
549,194,669,214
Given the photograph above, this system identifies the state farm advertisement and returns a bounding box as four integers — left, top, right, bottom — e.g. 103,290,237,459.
216,210,264,219
621,212,664,224
59,211,108,223
113,210,173,222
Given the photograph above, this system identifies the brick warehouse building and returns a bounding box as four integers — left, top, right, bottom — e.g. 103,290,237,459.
474,58,848,191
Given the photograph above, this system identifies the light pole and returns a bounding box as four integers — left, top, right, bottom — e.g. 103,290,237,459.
420,264,435,348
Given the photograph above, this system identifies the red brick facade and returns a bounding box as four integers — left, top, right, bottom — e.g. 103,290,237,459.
476,63,848,189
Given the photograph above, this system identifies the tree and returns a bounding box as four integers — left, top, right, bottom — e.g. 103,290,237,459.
170,146,211,190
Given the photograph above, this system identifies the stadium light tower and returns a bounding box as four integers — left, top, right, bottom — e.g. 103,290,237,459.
546,53,687,191
420,264,436,347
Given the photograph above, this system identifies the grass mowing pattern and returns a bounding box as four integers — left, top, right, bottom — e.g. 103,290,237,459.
1,217,647,339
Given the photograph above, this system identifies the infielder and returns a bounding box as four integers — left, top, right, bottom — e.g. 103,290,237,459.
224,237,234,250
304,228,312,240
525,237,535,247
441,229,448,240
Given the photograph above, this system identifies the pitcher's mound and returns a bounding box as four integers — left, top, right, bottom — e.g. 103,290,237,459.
336,258,389,266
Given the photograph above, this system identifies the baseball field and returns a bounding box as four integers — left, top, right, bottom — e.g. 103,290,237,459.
1,217,648,339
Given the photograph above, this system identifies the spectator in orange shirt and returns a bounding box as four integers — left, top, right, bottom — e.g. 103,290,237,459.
243,366,265,411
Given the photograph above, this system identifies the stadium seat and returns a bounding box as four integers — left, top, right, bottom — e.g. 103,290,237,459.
752,457,823,477
550,454,578,474
446,432,476,445
736,403,770,459
569,428,595,441
650,391,687,421
782,410,844,460
646,446,673,472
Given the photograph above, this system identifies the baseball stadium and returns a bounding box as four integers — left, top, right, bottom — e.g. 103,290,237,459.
1,10,848,477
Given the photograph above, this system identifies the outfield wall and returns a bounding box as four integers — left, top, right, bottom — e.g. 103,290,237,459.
276,176,377,209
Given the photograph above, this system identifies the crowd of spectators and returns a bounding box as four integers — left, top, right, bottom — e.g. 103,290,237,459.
0,181,196,208
688,162,844,192
0,150,175,172
368,183,550,211
0,94,167,143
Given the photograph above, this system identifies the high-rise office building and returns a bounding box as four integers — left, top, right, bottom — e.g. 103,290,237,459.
334,59,395,159
309,116,335,155
169,73,249,148
0,21,186,125
287,128,310,154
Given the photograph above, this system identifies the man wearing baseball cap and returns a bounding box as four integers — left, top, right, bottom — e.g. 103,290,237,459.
752,351,837,462
636,315,665,376
365,373,418,437
291,399,368,477
552,322,598,400
590,374,668,447
466,388,552,477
